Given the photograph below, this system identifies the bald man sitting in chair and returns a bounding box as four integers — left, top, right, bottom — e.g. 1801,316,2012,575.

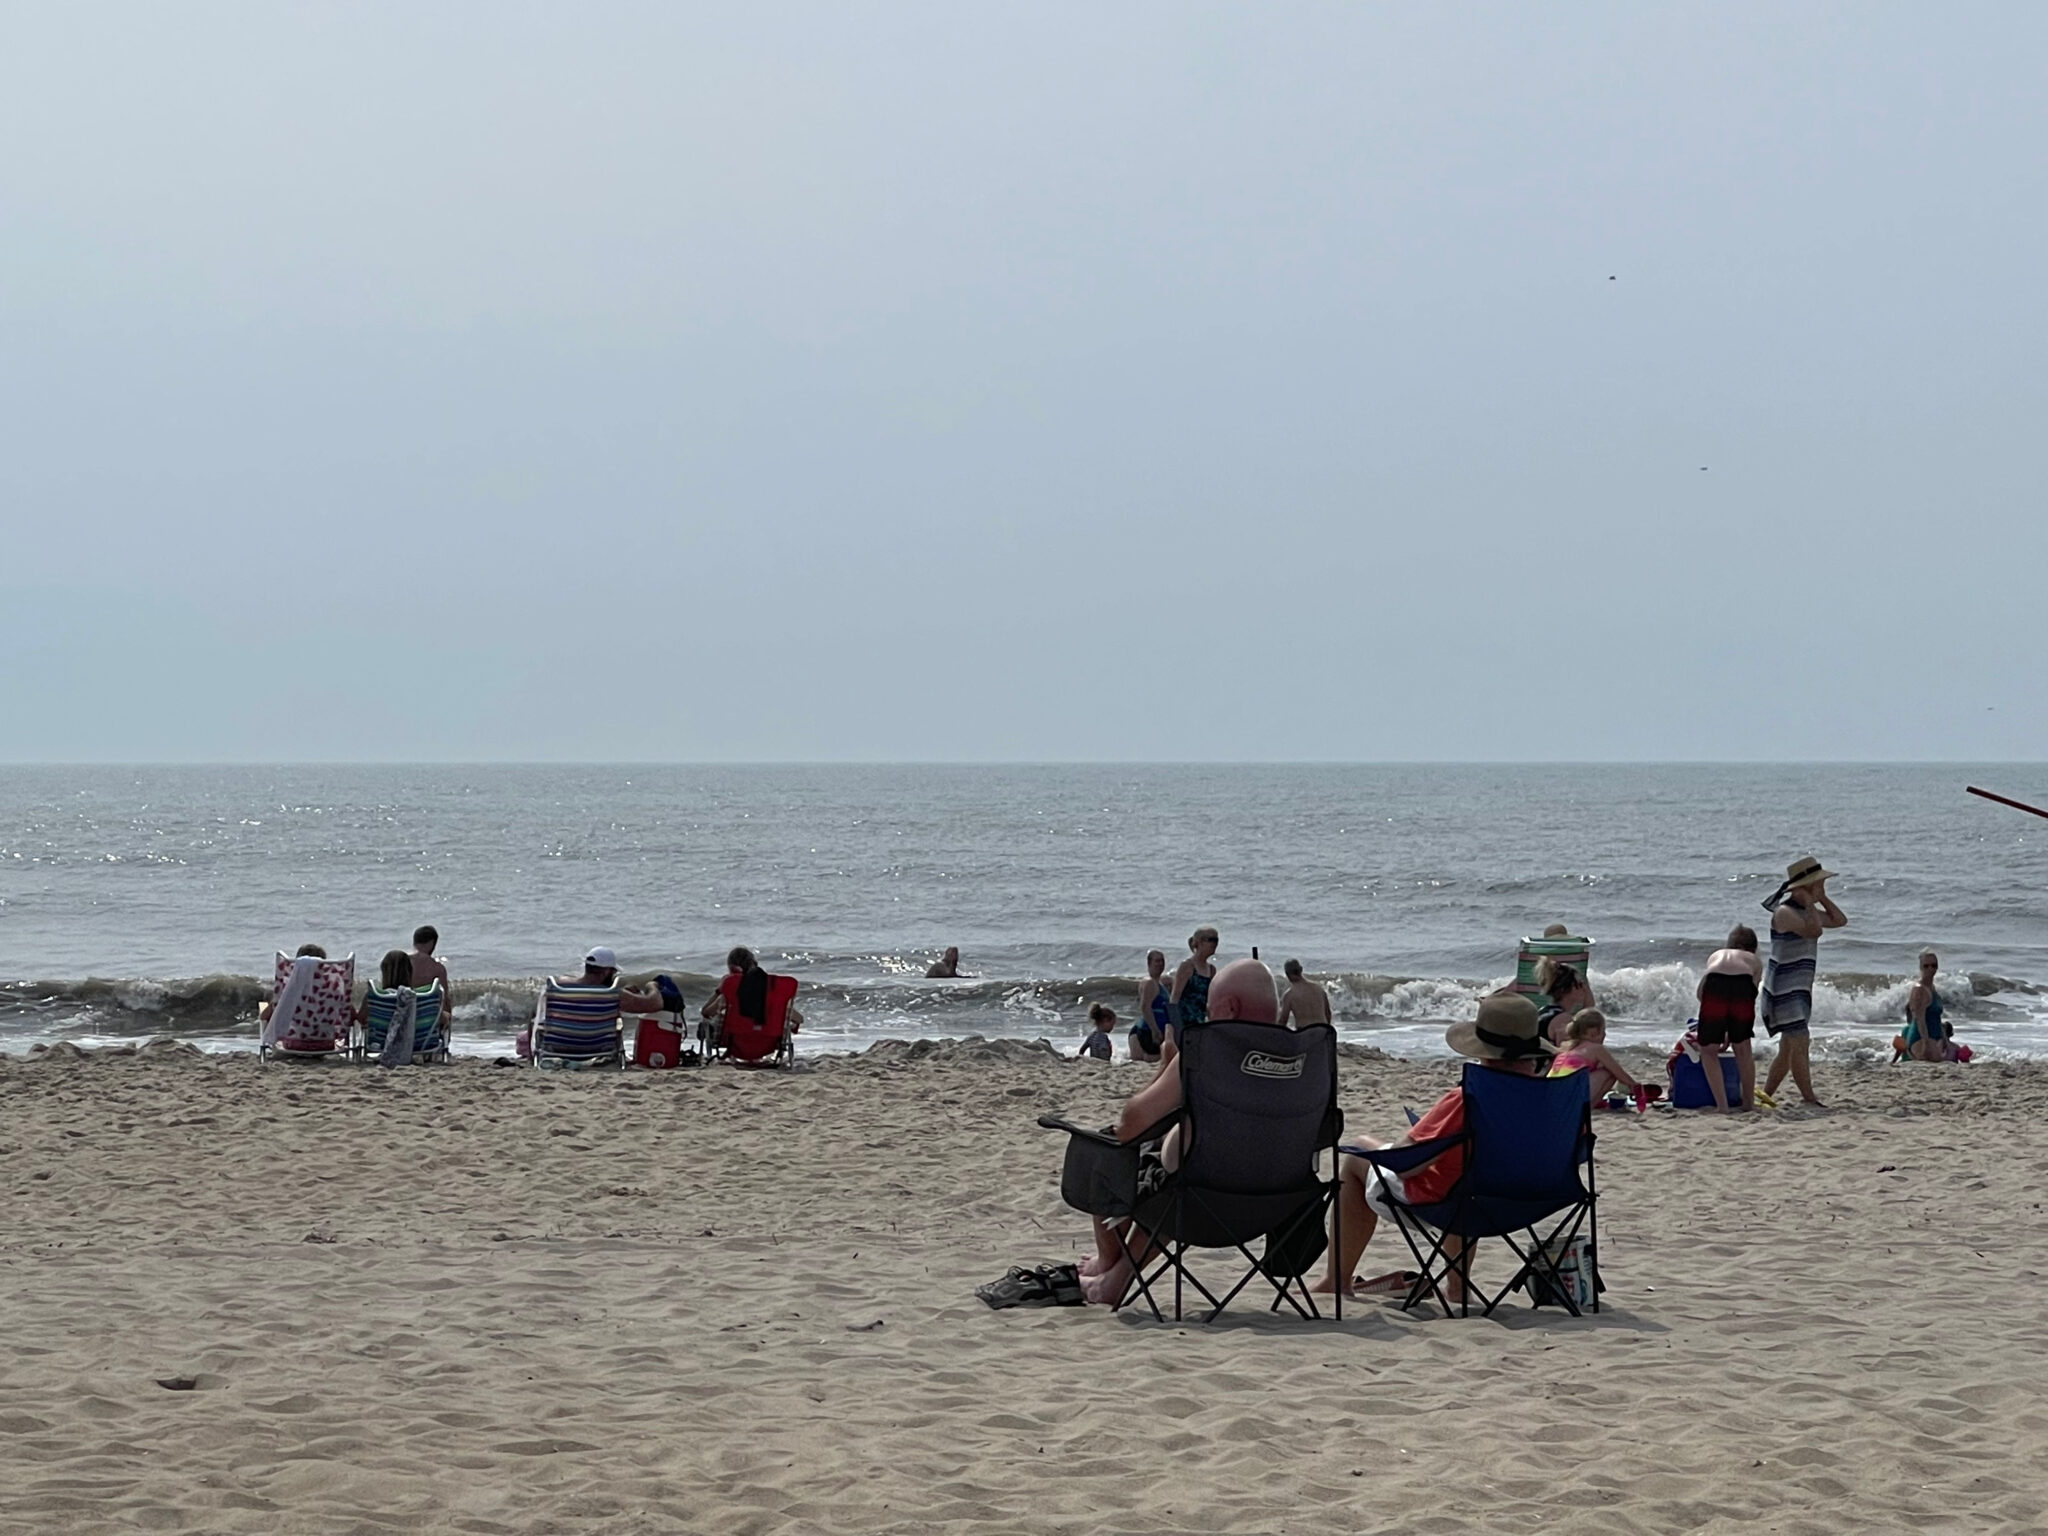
1077,956,1282,1306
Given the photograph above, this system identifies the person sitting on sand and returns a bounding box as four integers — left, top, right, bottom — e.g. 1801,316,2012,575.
700,947,804,1033
1547,1009,1647,1104
257,942,327,1029
1130,950,1172,1064
1079,1004,1115,1061
1276,959,1332,1029
926,947,962,979
1315,993,1553,1300
565,946,665,1015
1078,958,1279,1305
1696,925,1763,1111
1534,959,1595,1045
1902,950,1951,1063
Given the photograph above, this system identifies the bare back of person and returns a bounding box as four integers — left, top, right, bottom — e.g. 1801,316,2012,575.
410,949,449,991
1704,947,1762,981
1278,979,1332,1028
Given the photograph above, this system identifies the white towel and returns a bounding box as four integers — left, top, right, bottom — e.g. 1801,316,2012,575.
263,954,318,1049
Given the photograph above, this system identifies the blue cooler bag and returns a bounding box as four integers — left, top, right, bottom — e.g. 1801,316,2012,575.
1669,1051,1742,1109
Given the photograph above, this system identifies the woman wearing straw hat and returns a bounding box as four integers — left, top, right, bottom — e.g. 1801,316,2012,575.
1759,856,1848,1107
1314,993,1554,1299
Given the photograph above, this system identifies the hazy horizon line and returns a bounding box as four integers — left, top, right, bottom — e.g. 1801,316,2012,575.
1,759,2040,771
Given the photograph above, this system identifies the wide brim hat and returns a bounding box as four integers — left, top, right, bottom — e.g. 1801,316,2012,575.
1446,993,1556,1062
1783,856,1835,890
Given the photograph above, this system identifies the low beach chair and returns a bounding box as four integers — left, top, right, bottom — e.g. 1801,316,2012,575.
704,971,799,1068
260,952,356,1062
1348,1063,1599,1318
1039,1019,1342,1323
355,982,450,1064
531,979,626,1070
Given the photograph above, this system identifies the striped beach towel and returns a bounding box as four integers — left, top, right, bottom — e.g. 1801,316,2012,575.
1760,928,1818,1035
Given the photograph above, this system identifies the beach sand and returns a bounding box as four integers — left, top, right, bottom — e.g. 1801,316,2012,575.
3,1038,2045,1534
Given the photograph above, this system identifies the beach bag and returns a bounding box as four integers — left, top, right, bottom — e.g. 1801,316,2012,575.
1529,1235,1597,1310
634,1017,685,1070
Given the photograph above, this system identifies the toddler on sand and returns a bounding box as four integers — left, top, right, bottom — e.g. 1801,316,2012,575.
1080,1004,1115,1061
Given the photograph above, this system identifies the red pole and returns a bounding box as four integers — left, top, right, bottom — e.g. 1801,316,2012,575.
1966,785,2048,822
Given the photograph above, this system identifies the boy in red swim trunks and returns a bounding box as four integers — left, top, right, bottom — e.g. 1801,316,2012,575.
1696,925,1762,1112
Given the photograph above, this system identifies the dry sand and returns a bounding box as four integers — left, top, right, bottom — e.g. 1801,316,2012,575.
2,1038,2045,1535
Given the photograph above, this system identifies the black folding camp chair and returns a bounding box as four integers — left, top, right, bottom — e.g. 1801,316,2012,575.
1039,1019,1342,1323
1349,1063,1599,1318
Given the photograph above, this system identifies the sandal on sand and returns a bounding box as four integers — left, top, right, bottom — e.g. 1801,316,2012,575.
1353,1270,1421,1297
977,1267,1053,1309
1041,1263,1084,1307
976,1263,1087,1310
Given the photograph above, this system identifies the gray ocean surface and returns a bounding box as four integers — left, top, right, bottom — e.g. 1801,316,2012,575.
4,763,2046,1061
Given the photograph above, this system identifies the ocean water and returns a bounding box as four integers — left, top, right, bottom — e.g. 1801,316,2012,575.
4,763,2046,1061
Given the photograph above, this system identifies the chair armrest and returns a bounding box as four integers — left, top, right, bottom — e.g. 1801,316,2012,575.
1037,1115,1119,1145
1341,1132,1460,1176
1037,1110,1182,1147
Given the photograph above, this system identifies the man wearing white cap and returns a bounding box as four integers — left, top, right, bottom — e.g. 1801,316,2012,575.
555,946,666,1016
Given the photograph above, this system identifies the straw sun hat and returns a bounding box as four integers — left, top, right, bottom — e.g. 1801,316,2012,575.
1783,856,1836,890
1446,993,1556,1062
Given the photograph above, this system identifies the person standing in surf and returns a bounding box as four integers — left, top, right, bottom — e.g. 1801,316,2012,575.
1168,926,1220,1044
1130,949,1173,1063
1759,857,1847,1107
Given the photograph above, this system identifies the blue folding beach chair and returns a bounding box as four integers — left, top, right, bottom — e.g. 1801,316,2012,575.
1348,1063,1599,1318
355,982,450,1064
1039,1019,1343,1323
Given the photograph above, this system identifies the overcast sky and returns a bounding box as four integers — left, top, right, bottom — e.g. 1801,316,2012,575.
3,3,2042,762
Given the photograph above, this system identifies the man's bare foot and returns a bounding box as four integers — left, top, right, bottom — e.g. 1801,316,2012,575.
1081,1260,1132,1306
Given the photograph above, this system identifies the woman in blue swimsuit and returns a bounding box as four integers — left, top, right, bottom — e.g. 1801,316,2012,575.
1168,926,1220,1055
1902,950,1951,1062
1130,949,1172,1063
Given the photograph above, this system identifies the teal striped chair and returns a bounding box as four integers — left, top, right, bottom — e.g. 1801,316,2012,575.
356,982,450,1063
533,981,625,1069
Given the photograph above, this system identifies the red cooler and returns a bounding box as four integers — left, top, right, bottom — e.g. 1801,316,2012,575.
634,1018,686,1069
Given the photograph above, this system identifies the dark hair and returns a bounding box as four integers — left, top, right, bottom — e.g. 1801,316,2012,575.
413,925,438,949
1088,1003,1115,1026
1284,959,1305,981
295,943,327,959
726,946,758,973
1726,924,1758,953
380,950,413,990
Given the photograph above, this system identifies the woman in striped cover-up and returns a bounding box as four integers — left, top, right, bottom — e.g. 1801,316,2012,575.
1759,856,1848,1107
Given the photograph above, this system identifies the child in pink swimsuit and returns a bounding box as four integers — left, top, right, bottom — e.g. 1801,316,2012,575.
1547,1009,1648,1103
